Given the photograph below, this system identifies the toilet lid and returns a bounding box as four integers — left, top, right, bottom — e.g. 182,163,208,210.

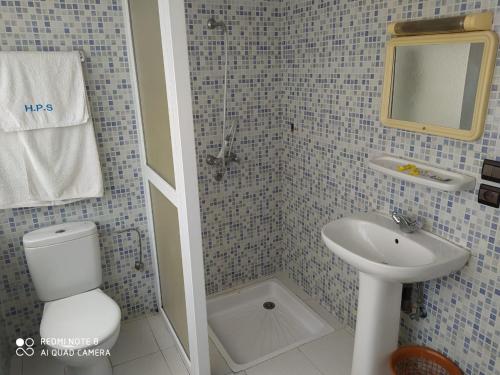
40,289,121,350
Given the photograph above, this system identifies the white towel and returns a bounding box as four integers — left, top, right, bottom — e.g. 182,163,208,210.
0,119,104,209
0,51,89,132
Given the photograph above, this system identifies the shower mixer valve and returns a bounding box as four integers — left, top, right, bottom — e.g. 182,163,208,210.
206,149,240,181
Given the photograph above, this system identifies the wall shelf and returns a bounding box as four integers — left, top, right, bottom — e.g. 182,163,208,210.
368,154,476,192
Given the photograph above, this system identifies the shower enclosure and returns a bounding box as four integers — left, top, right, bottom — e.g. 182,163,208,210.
127,1,308,374
124,1,210,374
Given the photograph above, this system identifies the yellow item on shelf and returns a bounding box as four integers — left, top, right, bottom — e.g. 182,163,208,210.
398,164,415,171
398,164,421,176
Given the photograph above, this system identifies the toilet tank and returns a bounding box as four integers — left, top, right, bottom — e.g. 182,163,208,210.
23,222,102,302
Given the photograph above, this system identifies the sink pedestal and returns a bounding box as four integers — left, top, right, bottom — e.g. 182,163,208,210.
321,212,469,374
351,272,402,375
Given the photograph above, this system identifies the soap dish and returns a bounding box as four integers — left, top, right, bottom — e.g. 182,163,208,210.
368,154,476,192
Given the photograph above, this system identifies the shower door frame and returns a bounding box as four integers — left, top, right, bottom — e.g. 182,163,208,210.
123,1,210,374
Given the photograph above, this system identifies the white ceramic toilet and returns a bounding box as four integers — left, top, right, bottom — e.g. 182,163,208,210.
23,222,121,375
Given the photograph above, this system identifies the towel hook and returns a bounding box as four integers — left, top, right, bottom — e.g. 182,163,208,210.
78,50,85,62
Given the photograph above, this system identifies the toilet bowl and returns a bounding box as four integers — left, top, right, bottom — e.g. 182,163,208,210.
41,289,121,375
24,222,122,375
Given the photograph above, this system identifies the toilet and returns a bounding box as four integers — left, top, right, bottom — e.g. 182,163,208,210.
23,222,121,375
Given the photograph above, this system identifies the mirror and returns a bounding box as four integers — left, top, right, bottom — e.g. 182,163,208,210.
381,31,498,141
392,43,483,130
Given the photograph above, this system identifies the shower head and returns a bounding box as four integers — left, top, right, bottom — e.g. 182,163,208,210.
207,17,226,32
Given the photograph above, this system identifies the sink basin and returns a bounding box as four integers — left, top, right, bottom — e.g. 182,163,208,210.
321,211,469,283
321,211,469,375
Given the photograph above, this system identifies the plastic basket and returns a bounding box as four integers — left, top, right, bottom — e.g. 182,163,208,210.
390,346,463,375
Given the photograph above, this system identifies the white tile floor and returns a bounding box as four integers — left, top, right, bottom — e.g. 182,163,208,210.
11,314,189,375
10,284,355,375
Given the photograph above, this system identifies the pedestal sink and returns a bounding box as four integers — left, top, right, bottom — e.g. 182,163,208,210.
321,212,469,375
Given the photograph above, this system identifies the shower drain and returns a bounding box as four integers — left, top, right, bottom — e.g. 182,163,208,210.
263,301,276,310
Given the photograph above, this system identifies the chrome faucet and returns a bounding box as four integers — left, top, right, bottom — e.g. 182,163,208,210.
391,210,421,233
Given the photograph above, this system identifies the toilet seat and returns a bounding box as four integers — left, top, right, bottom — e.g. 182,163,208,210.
41,288,121,350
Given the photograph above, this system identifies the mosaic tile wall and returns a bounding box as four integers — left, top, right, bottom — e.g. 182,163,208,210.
0,297,7,375
281,1,500,374
184,0,499,371
0,0,156,356
184,0,284,294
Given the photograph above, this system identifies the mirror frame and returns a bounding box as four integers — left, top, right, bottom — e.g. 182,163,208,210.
381,31,498,141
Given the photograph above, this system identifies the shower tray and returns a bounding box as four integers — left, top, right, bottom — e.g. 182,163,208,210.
207,278,334,372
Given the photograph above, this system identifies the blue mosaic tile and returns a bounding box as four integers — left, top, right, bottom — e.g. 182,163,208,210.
0,1,498,374
280,1,500,374
0,0,157,364
185,0,284,295
186,0,500,373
